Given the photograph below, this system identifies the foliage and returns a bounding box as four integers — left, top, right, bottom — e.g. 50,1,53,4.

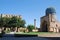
0,15,26,28
27,25,35,32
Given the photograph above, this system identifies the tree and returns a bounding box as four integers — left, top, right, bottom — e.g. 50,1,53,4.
27,25,35,32
0,15,26,28
0,14,11,27
2,17,11,27
8,16,26,28
20,20,26,27
8,16,18,27
0,14,4,27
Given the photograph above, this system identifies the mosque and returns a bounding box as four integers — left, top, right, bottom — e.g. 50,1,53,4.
40,7,60,32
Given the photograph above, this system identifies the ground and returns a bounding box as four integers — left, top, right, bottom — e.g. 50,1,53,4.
15,32,60,37
6,32,60,37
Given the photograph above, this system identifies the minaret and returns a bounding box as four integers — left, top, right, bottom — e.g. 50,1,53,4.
34,19,36,29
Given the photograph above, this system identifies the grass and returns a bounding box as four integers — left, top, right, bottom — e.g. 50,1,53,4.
15,32,57,35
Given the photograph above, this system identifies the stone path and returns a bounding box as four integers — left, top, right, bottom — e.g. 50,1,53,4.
38,33,60,37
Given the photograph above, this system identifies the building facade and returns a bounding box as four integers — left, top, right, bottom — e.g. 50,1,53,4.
40,7,60,32
0,14,22,18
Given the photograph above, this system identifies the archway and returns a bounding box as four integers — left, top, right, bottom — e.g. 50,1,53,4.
41,21,48,32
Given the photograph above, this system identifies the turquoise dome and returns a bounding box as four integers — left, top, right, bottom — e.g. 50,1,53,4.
46,7,56,15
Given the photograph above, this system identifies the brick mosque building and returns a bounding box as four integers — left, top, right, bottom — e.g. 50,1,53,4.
40,7,60,32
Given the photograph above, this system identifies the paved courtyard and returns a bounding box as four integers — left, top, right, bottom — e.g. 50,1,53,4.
38,33,60,37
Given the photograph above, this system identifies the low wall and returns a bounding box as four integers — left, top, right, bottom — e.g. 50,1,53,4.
14,34,38,37
0,34,38,37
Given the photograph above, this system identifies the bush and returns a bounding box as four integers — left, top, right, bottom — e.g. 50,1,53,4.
27,25,35,32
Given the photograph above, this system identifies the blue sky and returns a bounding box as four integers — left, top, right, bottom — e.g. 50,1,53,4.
0,0,60,28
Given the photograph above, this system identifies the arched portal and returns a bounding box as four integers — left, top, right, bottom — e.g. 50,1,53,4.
41,21,48,32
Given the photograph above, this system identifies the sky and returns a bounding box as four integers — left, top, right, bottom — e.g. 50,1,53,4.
0,0,60,28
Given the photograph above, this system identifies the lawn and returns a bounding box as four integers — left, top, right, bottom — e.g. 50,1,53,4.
15,32,57,35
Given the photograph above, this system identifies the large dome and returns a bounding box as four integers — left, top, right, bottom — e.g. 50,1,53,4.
46,7,56,15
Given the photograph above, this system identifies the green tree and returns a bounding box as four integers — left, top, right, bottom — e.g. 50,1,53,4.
0,15,26,28
27,25,35,32
0,18,4,27
8,16,18,27
0,14,11,27
0,14,4,27
3,17,11,27
8,16,26,28
20,20,26,27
